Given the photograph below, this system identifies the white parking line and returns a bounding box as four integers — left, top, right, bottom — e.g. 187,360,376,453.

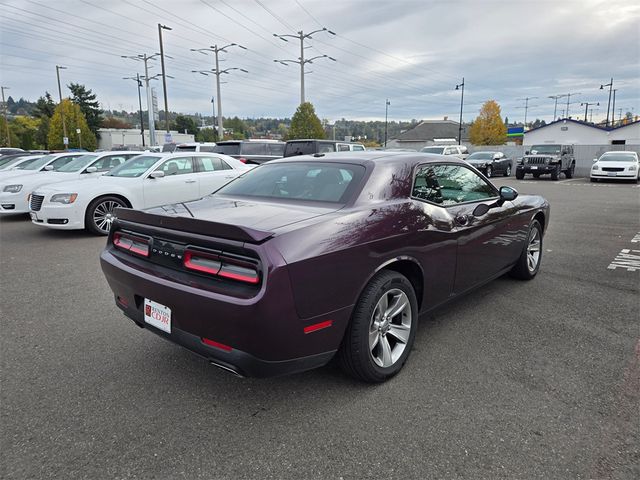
608,249,640,272
631,233,640,243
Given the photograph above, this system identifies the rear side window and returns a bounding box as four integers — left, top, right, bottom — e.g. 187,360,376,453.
217,162,365,203
337,144,350,151
91,154,131,172
268,143,285,156
175,145,197,152
240,143,267,155
198,156,232,171
213,143,241,155
318,142,336,153
352,145,365,151
199,145,216,152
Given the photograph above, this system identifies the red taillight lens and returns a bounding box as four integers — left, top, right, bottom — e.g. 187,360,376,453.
113,231,150,257
238,157,248,164
183,248,260,284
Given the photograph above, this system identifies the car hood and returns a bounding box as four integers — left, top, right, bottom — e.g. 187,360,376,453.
146,196,341,232
595,161,636,168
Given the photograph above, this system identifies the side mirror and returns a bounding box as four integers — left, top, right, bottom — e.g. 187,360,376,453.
525,150,530,155
593,158,598,163
149,170,165,179
499,186,518,201
44,165,54,171
85,166,98,173
492,153,501,160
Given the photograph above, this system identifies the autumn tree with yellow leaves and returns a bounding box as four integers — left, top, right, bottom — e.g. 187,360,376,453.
469,100,507,145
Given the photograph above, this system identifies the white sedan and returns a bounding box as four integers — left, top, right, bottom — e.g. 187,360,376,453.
590,151,639,182
0,152,84,181
0,151,143,215
30,152,251,234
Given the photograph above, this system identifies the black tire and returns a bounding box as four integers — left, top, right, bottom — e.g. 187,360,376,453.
85,196,127,235
565,163,575,179
550,165,560,181
515,169,525,180
509,219,543,280
485,165,493,178
504,164,512,177
338,271,418,383
590,177,598,183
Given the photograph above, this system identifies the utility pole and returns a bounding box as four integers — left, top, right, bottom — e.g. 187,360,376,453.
580,102,599,122
517,96,538,129
273,28,337,105
191,43,248,140
122,54,161,146
565,92,581,118
1,86,10,147
455,78,465,144
611,89,617,126
56,65,68,150
123,74,146,146
158,24,172,138
548,94,567,121
599,78,613,127
384,99,390,147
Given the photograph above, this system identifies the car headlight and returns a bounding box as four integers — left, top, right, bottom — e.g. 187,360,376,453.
50,193,78,204
592,164,599,170
3,184,22,193
629,165,637,171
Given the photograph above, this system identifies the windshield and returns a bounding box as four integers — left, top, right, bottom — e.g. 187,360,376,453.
467,152,493,160
599,153,638,162
16,154,59,170
213,143,241,155
105,155,160,177
421,147,445,154
217,162,365,203
55,154,99,173
0,155,26,168
530,145,561,154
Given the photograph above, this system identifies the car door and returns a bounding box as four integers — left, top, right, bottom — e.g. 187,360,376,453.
416,163,521,293
194,155,239,196
142,156,199,207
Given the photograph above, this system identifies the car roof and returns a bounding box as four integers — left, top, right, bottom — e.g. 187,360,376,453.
285,139,363,144
267,151,468,167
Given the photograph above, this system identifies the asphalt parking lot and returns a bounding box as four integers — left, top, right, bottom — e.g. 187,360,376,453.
1,177,638,479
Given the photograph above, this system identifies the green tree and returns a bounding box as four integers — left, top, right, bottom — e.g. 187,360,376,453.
224,116,247,139
196,128,217,142
34,92,56,118
35,116,50,149
0,117,19,147
287,102,324,140
48,99,97,150
10,116,41,150
469,100,507,145
68,83,102,138
172,115,199,135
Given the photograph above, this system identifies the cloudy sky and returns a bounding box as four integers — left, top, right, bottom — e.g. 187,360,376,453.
1,0,639,124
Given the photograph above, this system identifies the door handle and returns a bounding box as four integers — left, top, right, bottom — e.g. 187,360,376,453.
455,214,469,226
184,180,197,184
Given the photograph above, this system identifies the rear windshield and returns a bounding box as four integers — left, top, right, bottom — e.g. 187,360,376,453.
284,141,336,157
530,145,561,154
175,145,197,151
105,155,160,177
213,143,241,155
421,147,445,154
216,162,365,203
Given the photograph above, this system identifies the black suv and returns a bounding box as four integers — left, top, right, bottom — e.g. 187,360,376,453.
283,139,366,157
213,140,285,165
516,144,576,180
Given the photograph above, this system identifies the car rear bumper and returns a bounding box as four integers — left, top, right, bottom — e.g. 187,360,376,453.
100,249,350,377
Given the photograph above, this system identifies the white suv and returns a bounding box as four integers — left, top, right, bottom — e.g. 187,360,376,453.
420,145,469,159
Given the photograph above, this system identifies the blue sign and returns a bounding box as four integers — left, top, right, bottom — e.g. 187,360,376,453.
507,127,524,137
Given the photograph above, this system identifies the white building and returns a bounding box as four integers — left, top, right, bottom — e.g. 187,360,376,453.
98,128,195,150
524,119,640,146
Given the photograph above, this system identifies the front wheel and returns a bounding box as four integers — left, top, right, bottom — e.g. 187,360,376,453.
86,196,127,235
515,169,524,180
485,165,493,178
509,219,543,280
504,164,512,177
565,163,575,179
550,165,560,181
338,271,418,383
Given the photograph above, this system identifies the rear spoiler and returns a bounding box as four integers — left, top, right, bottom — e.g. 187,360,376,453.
114,207,274,243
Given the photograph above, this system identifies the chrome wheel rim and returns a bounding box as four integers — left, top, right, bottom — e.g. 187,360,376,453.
506,165,511,175
93,200,121,233
527,227,541,272
486,166,492,177
369,289,412,368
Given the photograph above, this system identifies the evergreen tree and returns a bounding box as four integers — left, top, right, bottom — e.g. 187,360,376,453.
469,100,507,145
34,92,56,118
172,115,199,135
68,83,103,138
48,99,97,150
288,102,324,140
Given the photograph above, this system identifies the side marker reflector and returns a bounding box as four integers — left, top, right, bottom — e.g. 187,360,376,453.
303,320,333,334
201,337,233,352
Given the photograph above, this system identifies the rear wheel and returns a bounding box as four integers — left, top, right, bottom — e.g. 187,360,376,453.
504,164,512,177
338,271,418,383
86,196,127,235
515,169,525,180
565,163,575,179
509,219,543,280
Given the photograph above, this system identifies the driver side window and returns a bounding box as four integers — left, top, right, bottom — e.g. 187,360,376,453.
413,164,497,205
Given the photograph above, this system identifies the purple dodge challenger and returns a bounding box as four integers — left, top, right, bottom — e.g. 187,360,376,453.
101,152,549,382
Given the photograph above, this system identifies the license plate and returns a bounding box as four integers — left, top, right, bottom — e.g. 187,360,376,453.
531,166,538,170
607,172,617,177
144,298,171,333
30,212,38,221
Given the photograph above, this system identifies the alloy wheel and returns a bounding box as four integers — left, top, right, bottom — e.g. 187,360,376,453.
93,200,121,233
526,227,541,272
368,289,412,368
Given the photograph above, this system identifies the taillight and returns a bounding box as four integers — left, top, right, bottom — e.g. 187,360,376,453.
238,157,248,164
183,248,260,284
113,231,150,257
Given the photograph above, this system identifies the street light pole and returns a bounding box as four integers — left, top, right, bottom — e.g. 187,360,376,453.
191,44,248,140
56,65,68,150
158,24,172,137
565,92,581,118
273,28,337,105
600,78,613,127
580,102,599,122
548,95,566,121
1,86,10,147
384,99,390,147
611,89,617,127
455,78,465,144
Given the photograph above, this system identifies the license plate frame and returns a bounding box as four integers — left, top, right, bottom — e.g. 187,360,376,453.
144,298,172,333
530,166,538,170
607,172,617,177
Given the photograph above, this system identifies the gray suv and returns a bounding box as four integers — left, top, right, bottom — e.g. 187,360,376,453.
213,140,285,165
516,144,576,180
